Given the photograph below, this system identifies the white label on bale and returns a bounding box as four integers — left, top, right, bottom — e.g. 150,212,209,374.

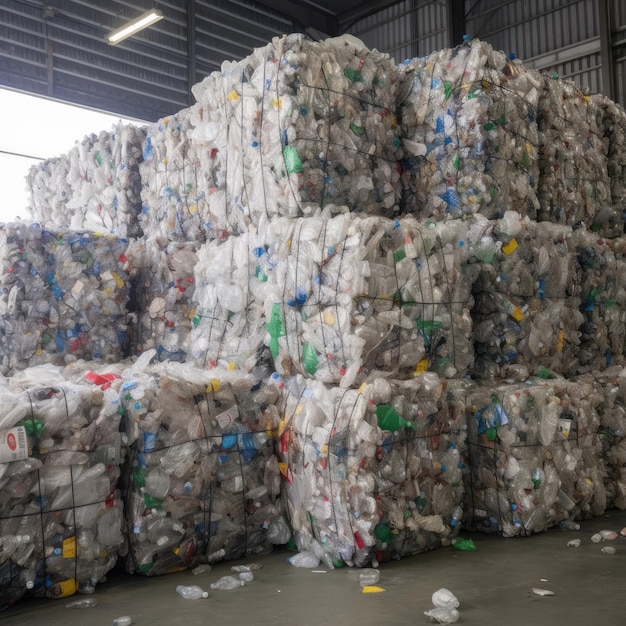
0,426,29,463
215,405,239,430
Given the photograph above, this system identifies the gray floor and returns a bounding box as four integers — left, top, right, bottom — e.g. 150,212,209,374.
3,509,626,626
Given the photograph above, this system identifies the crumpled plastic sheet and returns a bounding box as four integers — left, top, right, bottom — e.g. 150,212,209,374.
265,211,486,386
183,227,275,376
27,124,146,239
139,106,216,242
462,377,606,537
594,95,626,220
0,223,131,375
472,211,584,380
0,368,126,605
594,366,626,509
537,78,614,234
569,230,626,373
190,33,402,235
276,373,467,568
398,39,542,220
125,237,199,363
121,361,286,575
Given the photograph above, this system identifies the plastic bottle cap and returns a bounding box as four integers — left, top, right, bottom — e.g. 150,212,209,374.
202,592,208,598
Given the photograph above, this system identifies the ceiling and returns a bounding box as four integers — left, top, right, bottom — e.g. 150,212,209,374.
256,0,409,36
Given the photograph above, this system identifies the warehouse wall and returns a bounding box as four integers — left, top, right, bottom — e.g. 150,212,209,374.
0,0,292,122
615,0,626,106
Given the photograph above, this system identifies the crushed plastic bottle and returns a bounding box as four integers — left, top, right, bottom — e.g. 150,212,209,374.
66,598,99,608
432,588,459,609
176,585,208,599
286,551,320,568
358,569,380,587
424,607,460,624
113,617,133,626
210,576,245,591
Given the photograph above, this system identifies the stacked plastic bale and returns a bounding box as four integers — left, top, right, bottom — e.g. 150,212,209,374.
0,369,126,606
463,377,606,537
569,231,626,373
190,33,402,235
183,225,276,376
594,367,626,509
265,211,487,387
472,210,584,381
139,105,215,242
0,223,131,375
398,38,542,220
276,373,467,567
27,124,146,238
121,361,286,575
126,237,199,362
593,95,626,218
537,78,614,235
26,155,72,225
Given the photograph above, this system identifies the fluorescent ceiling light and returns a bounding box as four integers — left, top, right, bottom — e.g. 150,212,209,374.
107,9,163,45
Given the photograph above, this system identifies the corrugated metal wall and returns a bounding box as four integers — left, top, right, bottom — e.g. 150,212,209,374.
465,0,603,94
615,0,626,106
0,0,292,122
346,0,448,63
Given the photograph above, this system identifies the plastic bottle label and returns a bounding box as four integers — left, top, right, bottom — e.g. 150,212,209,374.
216,405,239,430
0,426,28,463
63,537,76,559
56,578,77,598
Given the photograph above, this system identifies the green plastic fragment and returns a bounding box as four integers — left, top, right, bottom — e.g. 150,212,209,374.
452,537,476,551
18,419,43,437
283,145,303,174
443,81,453,100
375,524,394,544
344,68,362,83
376,405,416,431
302,342,318,375
265,303,285,360
349,123,364,136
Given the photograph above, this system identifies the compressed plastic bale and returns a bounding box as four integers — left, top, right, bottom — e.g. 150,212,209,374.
0,371,126,605
537,78,613,234
276,373,466,568
593,95,626,219
126,237,199,362
183,227,276,376
593,367,626,509
472,211,584,380
570,231,626,373
139,106,216,242
121,361,286,575
265,212,486,385
463,377,605,538
190,33,402,234
27,124,146,238
0,223,131,375
398,38,542,220
26,156,72,224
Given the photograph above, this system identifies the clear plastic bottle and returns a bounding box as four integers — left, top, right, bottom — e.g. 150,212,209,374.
424,607,460,624
210,575,245,590
432,587,460,609
286,551,320,568
65,598,99,609
176,584,208,599
113,617,133,626
358,569,380,587
559,520,580,531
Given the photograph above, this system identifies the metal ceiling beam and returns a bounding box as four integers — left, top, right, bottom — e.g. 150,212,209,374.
255,0,340,36
599,0,616,101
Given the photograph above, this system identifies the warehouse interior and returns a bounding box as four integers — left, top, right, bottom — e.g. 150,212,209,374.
2,1,626,625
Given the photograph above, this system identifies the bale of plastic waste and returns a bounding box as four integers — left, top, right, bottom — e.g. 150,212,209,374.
276,373,467,568
471,211,584,380
190,33,402,235
463,377,605,537
0,223,131,375
569,231,626,373
398,38,542,220
27,124,146,238
595,367,626,509
139,105,217,242
537,78,613,234
0,368,126,606
183,227,276,376
121,362,286,575
265,211,486,386
594,95,626,222
26,156,72,226
126,237,199,363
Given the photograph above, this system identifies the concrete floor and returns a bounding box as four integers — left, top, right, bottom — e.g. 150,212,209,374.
3,509,626,626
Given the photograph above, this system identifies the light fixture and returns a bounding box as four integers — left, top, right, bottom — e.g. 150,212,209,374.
107,9,163,45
